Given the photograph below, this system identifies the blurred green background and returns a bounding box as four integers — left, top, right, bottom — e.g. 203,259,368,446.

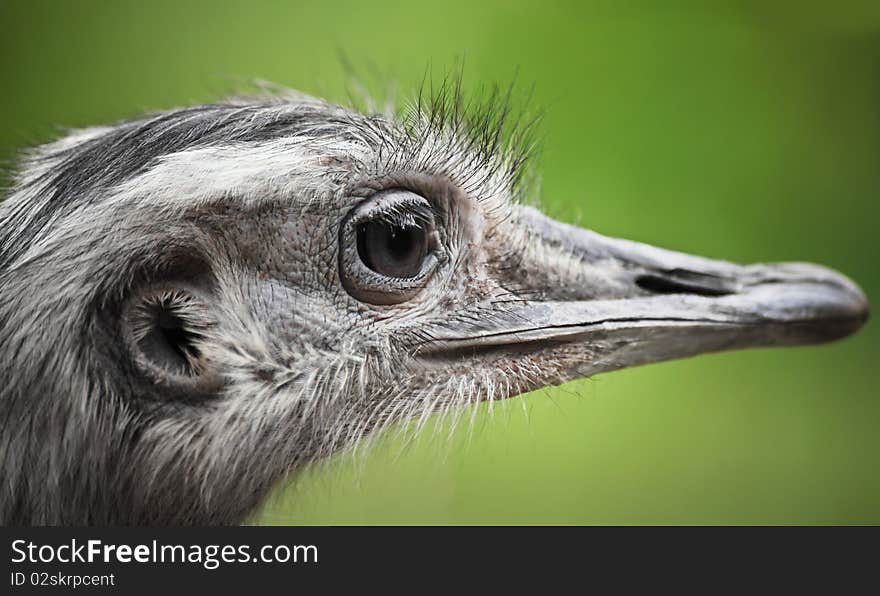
2,0,878,524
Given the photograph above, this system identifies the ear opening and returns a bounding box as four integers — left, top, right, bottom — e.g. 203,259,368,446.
126,287,216,385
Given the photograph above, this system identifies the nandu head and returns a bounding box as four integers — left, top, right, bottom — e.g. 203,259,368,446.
0,88,869,525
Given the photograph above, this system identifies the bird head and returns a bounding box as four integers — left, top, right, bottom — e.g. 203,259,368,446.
0,89,868,524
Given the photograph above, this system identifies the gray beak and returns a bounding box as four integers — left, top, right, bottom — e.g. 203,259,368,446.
431,207,869,375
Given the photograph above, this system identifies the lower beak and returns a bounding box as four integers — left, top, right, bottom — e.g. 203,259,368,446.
429,207,869,375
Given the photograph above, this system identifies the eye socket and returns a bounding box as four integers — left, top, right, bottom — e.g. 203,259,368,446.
340,190,444,305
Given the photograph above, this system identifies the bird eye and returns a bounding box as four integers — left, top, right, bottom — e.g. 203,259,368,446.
340,190,444,305
357,219,429,279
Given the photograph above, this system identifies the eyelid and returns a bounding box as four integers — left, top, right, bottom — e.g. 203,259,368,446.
352,194,437,228
373,211,433,234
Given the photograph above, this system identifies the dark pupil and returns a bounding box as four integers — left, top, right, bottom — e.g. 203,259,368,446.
357,220,428,279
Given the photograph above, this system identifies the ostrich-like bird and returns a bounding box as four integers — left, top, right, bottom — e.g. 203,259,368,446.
0,89,869,525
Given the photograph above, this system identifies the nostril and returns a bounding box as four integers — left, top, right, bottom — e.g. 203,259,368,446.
635,270,735,297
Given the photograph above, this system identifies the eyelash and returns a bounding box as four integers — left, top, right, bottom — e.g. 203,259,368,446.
368,204,435,230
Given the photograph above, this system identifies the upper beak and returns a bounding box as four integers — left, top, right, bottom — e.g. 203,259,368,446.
429,207,869,375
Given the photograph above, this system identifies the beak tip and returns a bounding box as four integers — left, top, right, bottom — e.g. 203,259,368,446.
828,267,870,328
851,287,870,330
803,265,870,343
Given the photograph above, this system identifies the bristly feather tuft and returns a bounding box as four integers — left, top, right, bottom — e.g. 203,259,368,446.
0,73,542,273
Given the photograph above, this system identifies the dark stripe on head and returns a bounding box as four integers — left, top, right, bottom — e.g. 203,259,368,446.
0,101,359,272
